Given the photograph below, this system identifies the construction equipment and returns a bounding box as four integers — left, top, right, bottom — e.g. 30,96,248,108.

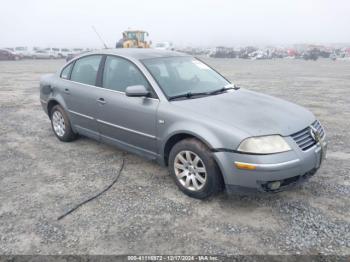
116,30,151,48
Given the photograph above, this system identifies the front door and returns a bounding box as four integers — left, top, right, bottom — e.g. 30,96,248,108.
96,55,159,158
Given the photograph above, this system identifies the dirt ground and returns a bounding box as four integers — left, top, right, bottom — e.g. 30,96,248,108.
0,58,349,255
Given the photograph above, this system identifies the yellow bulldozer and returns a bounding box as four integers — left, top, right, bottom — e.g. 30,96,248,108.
115,30,151,48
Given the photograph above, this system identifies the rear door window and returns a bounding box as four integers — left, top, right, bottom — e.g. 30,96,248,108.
70,55,102,86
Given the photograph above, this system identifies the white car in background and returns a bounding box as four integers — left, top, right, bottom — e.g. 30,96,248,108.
14,47,32,58
32,49,57,59
65,48,88,61
12,46,50,58
44,48,60,58
58,48,71,58
72,48,84,54
154,42,173,50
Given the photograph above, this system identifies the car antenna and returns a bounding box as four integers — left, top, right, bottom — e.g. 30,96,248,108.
92,26,108,49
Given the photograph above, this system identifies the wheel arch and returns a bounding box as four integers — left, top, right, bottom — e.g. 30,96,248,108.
162,131,226,192
162,131,215,166
46,97,68,119
47,100,59,118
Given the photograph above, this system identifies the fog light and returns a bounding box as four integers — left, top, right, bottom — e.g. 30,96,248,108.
268,181,281,190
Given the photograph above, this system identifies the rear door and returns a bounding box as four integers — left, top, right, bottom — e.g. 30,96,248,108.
62,55,103,139
96,55,159,158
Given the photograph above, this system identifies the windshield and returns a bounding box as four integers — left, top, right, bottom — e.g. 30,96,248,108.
142,56,230,98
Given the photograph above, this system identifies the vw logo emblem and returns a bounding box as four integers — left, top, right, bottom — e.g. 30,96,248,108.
310,126,321,142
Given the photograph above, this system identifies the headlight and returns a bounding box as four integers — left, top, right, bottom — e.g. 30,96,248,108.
237,135,291,154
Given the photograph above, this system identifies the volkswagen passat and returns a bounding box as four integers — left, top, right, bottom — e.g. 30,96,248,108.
40,49,327,199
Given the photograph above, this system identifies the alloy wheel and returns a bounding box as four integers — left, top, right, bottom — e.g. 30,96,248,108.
174,150,207,191
52,110,66,137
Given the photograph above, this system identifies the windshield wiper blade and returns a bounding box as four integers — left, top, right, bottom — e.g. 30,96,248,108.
168,84,239,101
168,91,209,101
208,85,237,95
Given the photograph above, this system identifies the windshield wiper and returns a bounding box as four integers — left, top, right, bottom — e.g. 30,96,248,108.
208,85,238,95
168,91,210,101
168,84,239,101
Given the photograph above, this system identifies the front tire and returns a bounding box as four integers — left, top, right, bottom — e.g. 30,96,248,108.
168,138,223,199
50,105,77,142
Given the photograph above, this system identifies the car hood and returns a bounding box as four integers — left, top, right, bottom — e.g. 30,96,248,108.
172,89,315,137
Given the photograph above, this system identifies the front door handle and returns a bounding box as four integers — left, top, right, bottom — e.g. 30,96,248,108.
64,88,70,94
97,98,106,104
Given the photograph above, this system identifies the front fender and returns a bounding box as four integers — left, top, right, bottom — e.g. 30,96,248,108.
160,121,223,154
156,103,249,164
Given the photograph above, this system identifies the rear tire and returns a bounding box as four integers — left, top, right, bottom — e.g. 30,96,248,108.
50,105,77,142
168,138,223,199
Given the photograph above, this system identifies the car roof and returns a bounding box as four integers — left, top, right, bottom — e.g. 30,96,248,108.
87,48,188,60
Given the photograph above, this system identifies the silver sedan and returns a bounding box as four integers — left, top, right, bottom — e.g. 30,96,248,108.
40,49,327,199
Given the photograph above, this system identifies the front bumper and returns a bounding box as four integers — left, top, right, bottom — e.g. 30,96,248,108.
213,137,327,193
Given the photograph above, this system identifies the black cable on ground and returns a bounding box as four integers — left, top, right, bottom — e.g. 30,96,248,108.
57,157,125,221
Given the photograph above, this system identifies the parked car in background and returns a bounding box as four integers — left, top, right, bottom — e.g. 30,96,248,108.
65,53,75,62
44,48,60,58
32,50,57,59
14,46,33,58
72,48,84,53
209,46,236,58
0,49,21,60
65,50,89,62
58,48,71,58
40,49,327,199
65,48,85,62
4,47,15,52
4,48,23,57
154,42,173,50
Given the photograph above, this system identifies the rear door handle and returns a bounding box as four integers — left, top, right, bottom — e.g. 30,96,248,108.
97,98,106,104
64,88,70,94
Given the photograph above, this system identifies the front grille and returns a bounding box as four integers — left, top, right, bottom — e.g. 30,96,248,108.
291,120,325,151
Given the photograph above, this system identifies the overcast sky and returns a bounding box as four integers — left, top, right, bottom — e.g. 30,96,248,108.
1,0,349,48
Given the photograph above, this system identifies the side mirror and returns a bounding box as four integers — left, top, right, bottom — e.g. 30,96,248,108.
125,85,150,97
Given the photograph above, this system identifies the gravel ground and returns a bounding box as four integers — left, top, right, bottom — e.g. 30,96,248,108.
0,58,349,255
